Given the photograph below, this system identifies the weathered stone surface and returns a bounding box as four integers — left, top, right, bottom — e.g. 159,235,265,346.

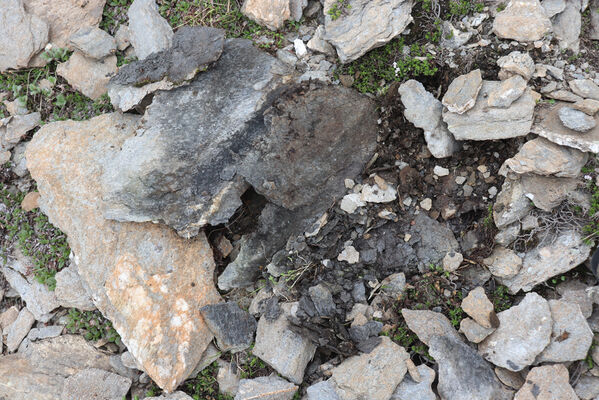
461,287,498,329
308,284,336,316
541,0,566,16
127,0,173,59
25,113,222,392
61,368,132,400
553,2,581,52
54,264,96,311
69,26,116,60
1,112,41,151
23,0,105,49
500,230,590,293
241,0,291,30
493,0,552,41
570,79,599,100
442,69,482,114
0,335,119,400
402,309,463,345
559,106,597,132
398,79,459,158
253,303,316,384
478,292,552,371
108,26,225,111
591,0,599,40
217,359,240,396
514,365,577,400
573,98,599,115
235,375,298,400
307,25,335,55
390,364,436,400
520,174,578,212
533,102,599,153
410,213,460,269
500,137,587,178
484,246,522,279
429,334,511,400
497,51,535,81
575,375,599,400
306,381,340,400
21,191,40,211
493,178,533,229
57,52,117,100
488,75,527,107
0,0,48,71
331,336,409,400
144,392,194,400
443,81,536,140
495,367,525,390
5,307,35,352
0,306,19,332
115,25,131,51
27,325,63,341
199,302,257,353
459,318,495,343
535,299,593,363
323,0,414,63
557,280,593,318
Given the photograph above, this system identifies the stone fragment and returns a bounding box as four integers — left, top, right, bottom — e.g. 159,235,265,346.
0,306,19,332
20,191,40,211
500,230,590,293
441,20,473,48
398,79,459,158
5,307,35,352
217,359,240,396
494,367,525,390
514,365,577,400
419,198,432,210
27,325,63,341
429,334,511,400
57,52,117,100
575,375,599,400
306,380,340,400
520,173,578,212
442,251,463,272
570,79,599,101
592,0,599,40
293,38,307,58
23,0,105,49
535,299,593,363
338,245,359,264
1,112,41,151
0,0,48,71
500,137,587,178
459,318,495,343
340,193,364,214
26,113,222,392
478,292,552,371
127,0,173,59
443,81,536,140
69,26,116,60
497,51,535,81
145,393,194,400
547,89,583,103
307,25,335,55
61,368,132,400
442,69,482,114
493,0,552,41
484,246,522,279
241,0,291,30
199,302,257,353
253,303,316,384
461,287,498,329
379,273,406,297
573,98,599,115
235,375,297,400
557,280,593,318
115,25,131,51
541,0,566,16
401,309,463,345
390,364,436,400
488,75,527,107
361,183,397,203
558,106,597,132
433,165,449,176
552,2,581,52
309,284,336,316
54,265,96,310
331,336,409,400
0,335,119,400
323,0,414,63
493,177,533,229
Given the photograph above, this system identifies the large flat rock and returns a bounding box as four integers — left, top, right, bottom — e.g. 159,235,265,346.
25,113,222,392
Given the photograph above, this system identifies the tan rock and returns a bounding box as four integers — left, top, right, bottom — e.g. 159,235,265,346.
57,52,117,100
442,69,483,114
0,150,11,164
459,318,495,343
497,51,535,81
573,99,599,115
242,0,291,30
514,365,577,400
1,112,41,150
484,246,522,279
520,174,578,211
23,0,105,49
493,0,552,42
488,75,527,107
546,89,583,103
494,367,525,390
461,287,498,329
401,309,463,345
21,191,40,211
25,113,222,392
0,306,19,333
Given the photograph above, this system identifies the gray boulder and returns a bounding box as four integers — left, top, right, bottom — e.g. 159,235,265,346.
514,365,577,400
5,307,35,352
127,0,173,59
54,264,96,311
199,302,257,353
401,309,463,345
69,26,116,60
492,0,552,41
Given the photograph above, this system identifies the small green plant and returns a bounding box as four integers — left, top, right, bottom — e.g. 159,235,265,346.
184,361,233,400
242,353,267,379
425,19,443,43
496,2,506,11
40,47,70,63
483,203,494,228
328,0,351,20
448,306,463,328
447,0,484,18
586,341,597,369
65,308,121,343
491,285,512,312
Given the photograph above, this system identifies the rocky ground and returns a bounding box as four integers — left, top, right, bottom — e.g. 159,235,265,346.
2,0,599,399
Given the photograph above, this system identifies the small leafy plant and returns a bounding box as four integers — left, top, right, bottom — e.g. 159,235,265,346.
65,308,121,343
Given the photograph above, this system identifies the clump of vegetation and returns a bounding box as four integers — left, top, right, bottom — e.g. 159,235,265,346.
383,323,433,362
491,285,513,312
327,0,352,20
65,308,121,343
0,186,70,290
101,0,133,34
184,361,234,400
447,0,484,18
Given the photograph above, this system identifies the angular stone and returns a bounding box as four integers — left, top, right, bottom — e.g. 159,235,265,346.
553,2,581,52
493,0,552,41
306,381,340,400
429,334,511,400
570,79,599,101
559,106,596,132
500,137,587,178
398,79,459,158
61,368,131,400
57,52,117,100
592,0,599,40
0,0,48,71
390,364,436,400
360,183,397,203
217,359,240,396
0,335,119,400
493,177,533,229
323,0,413,63
25,113,222,392
27,325,63,341
533,102,599,153
145,392,194,400
497,51,535,81
340,193,364,214
115,25,131,51
108,26,225,111
410,213,460,269
253,303,316,384
1,112,41,151
541,0,566,16
241,0,291,30
557,280,593,318
573,99,599,115
69,26,116,60
459,318,495,343
520,174,578,211
535,299,593,363
494,222,521,247
514,365,577,400
442,69,483,114
331,336,409,400
478,292,552,371
443,81,536,140
127,0,173,59
199,302,257,353
308,284,336,316
461,287,498,329
0,306,19,332
484,246,522,279
495,367,525,390
575,375,599,400
5,307,35,352
307,25,335,55
488,75,527,107
401,309,463,346
235,375,297,400
21,191,40,211
54,265,96,311
500,230,591,293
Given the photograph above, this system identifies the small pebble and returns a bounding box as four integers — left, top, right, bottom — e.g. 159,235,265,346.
455,176,467,185
433,166,450,177
420,198,432,211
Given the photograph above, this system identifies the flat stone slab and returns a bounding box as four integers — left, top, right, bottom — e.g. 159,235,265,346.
235,375,298,400
492,0,552,41
199,302,257,353
61,368,131,400
401,309,463,345
442,69,482,114
127,0,173,59
514,365,577,400
391,364,436,400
